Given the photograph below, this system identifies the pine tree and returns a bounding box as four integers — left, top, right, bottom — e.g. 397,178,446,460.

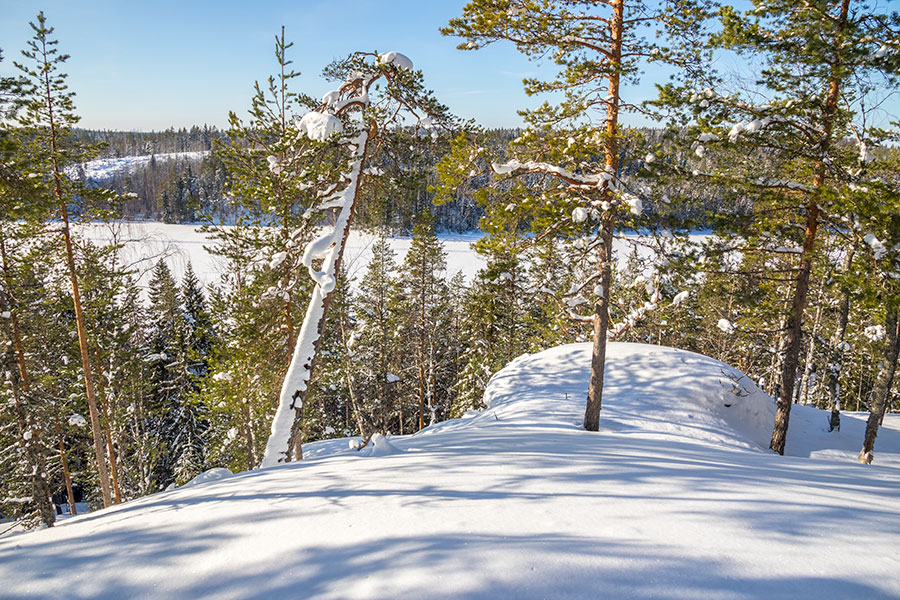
655,0,900,453
14,12,118,504
264,48,454,465
442,0,708,431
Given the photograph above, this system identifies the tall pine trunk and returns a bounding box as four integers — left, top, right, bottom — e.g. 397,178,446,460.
826,246,855,431
769,0,849,455
584,0,623,431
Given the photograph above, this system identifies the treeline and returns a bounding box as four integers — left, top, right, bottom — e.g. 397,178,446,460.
72,125,722,231
72,126,224,158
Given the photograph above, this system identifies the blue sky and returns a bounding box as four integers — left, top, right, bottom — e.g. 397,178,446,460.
11,1,894,134
0,0,572,130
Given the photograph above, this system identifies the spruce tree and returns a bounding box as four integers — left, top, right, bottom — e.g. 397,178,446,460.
395,212,455,430
351,234,400,434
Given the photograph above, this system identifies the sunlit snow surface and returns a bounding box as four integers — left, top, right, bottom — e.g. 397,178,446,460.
2,343,899,599
77,222,486,292
77,222,707,296
72,152,209,180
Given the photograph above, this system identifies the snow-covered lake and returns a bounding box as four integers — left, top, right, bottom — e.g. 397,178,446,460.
78,222,707,293
78,222,486,291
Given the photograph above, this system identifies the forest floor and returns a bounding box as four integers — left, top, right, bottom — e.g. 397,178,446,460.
2,342,898,599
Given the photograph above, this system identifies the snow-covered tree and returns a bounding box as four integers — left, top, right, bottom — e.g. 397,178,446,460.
263,50,454,466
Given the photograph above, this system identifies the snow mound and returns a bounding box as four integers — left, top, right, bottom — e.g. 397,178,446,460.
2,343,899,600
480,343,776,451
362,433,402,457
179,467,234,489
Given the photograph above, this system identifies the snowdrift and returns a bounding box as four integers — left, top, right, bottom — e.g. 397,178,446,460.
2,343,899,599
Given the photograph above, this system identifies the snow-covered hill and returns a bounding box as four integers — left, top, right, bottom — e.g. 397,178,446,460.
2,343,898,599
71,152,209,180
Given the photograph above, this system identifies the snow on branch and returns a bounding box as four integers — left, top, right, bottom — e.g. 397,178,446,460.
490,158,615,188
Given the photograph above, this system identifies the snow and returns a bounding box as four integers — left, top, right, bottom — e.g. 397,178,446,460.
864,233,888,260
572,206,588,223
717,318,736,334
377,51,414,71
2,342,899,598
178,468,233,489
75,223,486,295
386,372,400,383
864,325,886,342
67,414,87,427
70,152,209,181
297,111,344,142
671,290,690,306
361,432,402,457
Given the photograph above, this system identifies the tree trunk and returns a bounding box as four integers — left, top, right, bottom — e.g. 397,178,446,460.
339,309,370,440
262,126,374,467
418,268,426,432
798,301,824,405
858,306,900,464
242,402,256,471
93,345,122,504
584,0,623,432
769,0,849,455
60,209,112,507
56,418,77,515
825,246,855,431
36,29,112,505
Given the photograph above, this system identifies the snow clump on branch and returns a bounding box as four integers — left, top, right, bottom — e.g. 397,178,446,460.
717,318,736,334
297,111,344,142
378,51,414,71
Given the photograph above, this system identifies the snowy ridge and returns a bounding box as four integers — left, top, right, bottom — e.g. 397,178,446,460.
70,151,209,180
3,342,898,599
